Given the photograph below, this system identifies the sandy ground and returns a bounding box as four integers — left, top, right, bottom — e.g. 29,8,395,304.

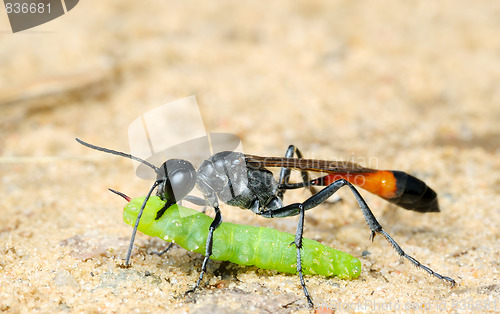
1,1,499,313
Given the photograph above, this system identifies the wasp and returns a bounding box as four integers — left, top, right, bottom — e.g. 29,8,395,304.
77,138,455,307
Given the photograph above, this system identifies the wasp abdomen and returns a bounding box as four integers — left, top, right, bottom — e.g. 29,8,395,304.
388,171,440,213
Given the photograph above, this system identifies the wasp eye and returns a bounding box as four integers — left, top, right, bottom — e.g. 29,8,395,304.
158,159,196,202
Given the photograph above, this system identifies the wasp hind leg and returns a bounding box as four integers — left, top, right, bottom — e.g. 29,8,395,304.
260,179,456,289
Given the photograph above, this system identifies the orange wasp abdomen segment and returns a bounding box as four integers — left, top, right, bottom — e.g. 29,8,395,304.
316,170,439,213
320,171,399,200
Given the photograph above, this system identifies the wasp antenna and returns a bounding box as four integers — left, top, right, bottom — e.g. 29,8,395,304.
109,188,131,202
76,138,160,173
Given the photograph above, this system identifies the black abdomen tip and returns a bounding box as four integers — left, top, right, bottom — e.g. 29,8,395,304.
389,171,440,213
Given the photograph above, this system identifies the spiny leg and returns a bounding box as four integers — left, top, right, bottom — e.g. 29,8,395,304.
377,229,456,285
261,179,456,286
186,205,223,294
258,180,351,306
294,204,313,307
337,181,456,286
258,201,314,306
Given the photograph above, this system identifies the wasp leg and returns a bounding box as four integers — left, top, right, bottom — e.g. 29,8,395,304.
278,145,340,205
125,180,161,266
150,242,175,256
186,205,223,294
277,145,317,199
260,179,456,288
295,203,314,307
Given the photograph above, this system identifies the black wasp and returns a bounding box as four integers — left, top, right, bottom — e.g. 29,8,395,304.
76,138,455,307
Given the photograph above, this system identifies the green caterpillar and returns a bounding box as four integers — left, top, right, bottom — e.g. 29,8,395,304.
124,196,361,279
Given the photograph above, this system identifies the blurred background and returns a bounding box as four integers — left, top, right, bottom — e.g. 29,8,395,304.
1,1,499,312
